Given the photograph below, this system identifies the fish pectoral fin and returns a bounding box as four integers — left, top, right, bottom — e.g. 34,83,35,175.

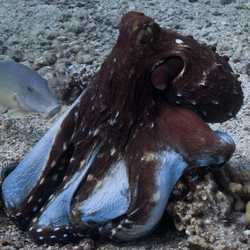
0,106,8,114
7,109,27,118
13,93,17,102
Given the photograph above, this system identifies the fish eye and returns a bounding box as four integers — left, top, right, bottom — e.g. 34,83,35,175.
26,84,33,92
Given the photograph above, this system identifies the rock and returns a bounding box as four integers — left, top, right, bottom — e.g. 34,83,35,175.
11,49,23,62
73,8,89,20
54,62,67,73
33,51,57,69
69,20,85,34
45,31,58,40
22,51,36,63
6,34,21,45
245,62,250,75
76,52,94,64
0,45,7,55
213,163,250,214
78,238,95,250
220,0,236,4
167,169,249,249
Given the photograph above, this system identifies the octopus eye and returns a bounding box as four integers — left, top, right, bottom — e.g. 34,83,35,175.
141,23,149,29
131,18,158,45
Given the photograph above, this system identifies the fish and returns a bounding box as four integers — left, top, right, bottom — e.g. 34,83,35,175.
0,61,61,118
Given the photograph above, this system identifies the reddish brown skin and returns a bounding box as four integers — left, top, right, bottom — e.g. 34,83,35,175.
119,13,243,123
2,12,243,244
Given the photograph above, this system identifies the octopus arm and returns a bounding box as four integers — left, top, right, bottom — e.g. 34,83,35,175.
69,103,235,242
97,150,188,241
158,102,236,170
1,95,82,226
28,142,102,244
26,152,131,244
94,102,236,241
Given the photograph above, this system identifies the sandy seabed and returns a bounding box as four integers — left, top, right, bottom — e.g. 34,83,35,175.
0,0,250,249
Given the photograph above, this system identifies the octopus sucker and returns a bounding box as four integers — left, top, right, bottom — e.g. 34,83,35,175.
1,11,243,244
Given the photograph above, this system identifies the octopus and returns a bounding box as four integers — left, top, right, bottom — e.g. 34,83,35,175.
1,12,243,244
